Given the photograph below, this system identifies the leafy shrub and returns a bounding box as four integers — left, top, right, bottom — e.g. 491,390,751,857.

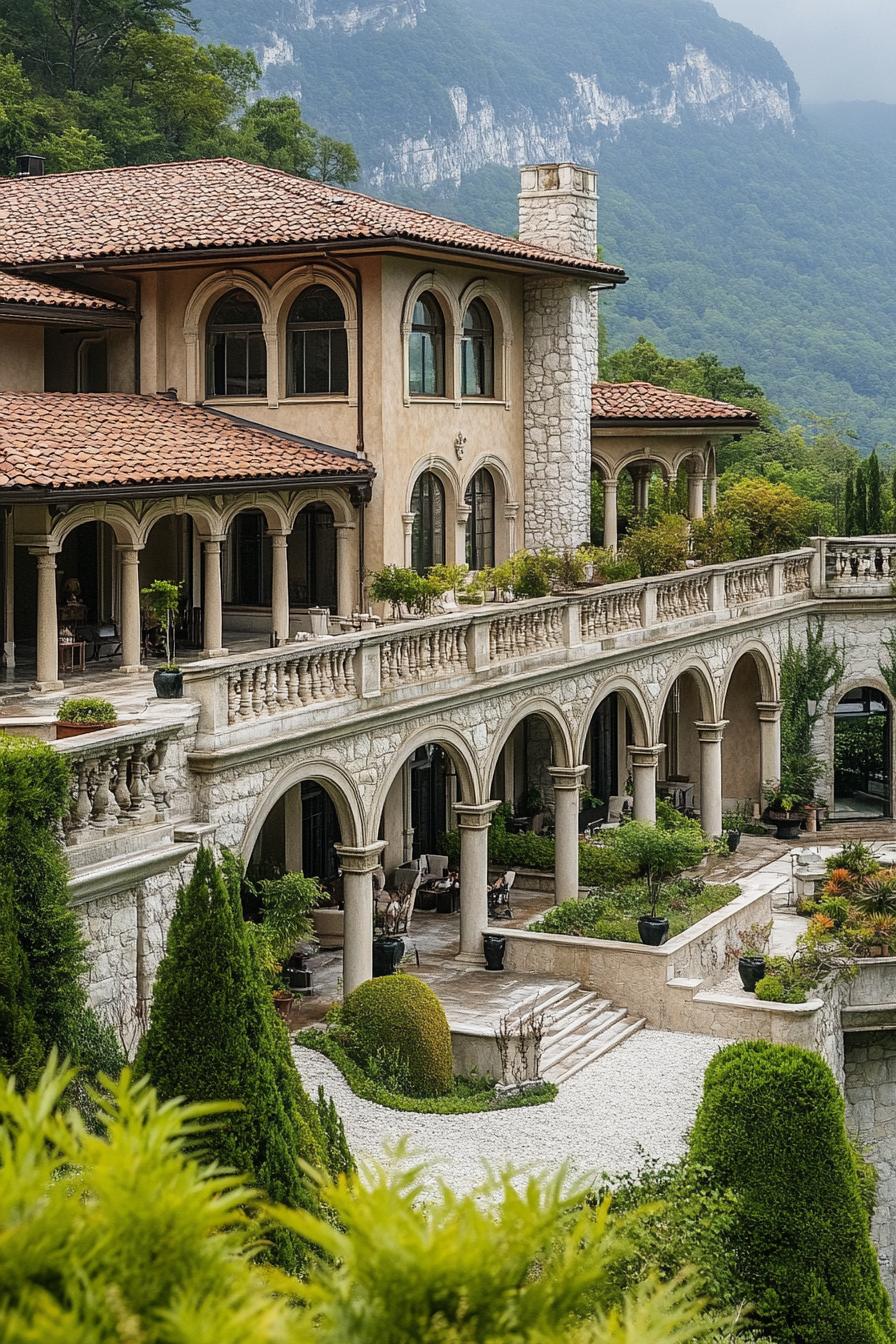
314,1086,354,1177
620,513,689,576
754,974,806,1005
819,895,850,929
853,869,896,917
340,974,453,1097
717,477,817,555
531,883,738,943
582,545,639,584
689,1041,896,1342
825,841,880,878
368,564,457,616
55,696,117,726
689,511,751,564
609,821,709,916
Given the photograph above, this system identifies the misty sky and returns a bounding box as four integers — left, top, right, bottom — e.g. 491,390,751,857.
712,0,896,104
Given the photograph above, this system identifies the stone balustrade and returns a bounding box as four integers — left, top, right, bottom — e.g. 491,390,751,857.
817,536,896,592
182,548,814,741
54,723,181,846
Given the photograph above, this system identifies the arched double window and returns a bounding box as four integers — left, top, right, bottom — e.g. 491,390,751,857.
206,289,266,398
410,471,445,573
461,298,494,398
408,293,445,397
465,468,495,569
287,285,348,396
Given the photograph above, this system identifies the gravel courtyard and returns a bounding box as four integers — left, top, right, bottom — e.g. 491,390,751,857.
295,1030,728,1195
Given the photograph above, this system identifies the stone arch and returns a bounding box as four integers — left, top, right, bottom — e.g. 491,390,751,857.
671,445,712,477
218,492,291,535
137,497,222,545
401,271,462,404
240,757,364,860
575,675,652,759
828,677,896,821
286,487,354,528
458,277,513,405
483,696,575,791
48,501,141,550
182,269,274,404
720,640,779,706
406,455,462,566
657,655,718,725
611,447,676,483
367,723,482,844
271,264,358,404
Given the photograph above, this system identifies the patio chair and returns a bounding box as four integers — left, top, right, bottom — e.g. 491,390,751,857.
488,870,516,920
422,854,449,879
377,871,422,965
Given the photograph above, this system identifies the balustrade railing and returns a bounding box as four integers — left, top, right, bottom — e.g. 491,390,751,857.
819,536,896,589
182,548,815,739
54,723,180,847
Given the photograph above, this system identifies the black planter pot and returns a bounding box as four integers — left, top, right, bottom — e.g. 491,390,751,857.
482,932,506,971
373,936,405,977
738,955,767,993
638,915,669,947
770,814,802,841
153,667,183,699
727,829,742,853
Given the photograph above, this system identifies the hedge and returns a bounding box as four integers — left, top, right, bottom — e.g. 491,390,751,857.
340,974,453,1097
296,1030,557,1113
689,1041,896,1343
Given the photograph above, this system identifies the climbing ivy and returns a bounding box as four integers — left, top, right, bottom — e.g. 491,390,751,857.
779,618,845,801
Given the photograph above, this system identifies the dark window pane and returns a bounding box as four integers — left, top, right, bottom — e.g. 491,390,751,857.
411,471,446,572
289,284,345,324
206,288,266,397
330,329,348,394
409,292,445,397
304,329,330,394
286,287,348,395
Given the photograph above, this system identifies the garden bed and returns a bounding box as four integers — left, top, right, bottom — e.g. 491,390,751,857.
529,881,740,943
294,1029,557,1114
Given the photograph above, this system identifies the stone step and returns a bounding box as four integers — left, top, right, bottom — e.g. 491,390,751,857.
540,998,614,1054
541,1007,629,1073
548,1017,646,1085
503,980,578,1028
543,990,605,1030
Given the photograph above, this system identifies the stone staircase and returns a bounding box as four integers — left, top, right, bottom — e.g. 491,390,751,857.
507,981,645,1085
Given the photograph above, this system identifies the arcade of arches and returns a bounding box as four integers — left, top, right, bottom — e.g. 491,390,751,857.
245,650,783,998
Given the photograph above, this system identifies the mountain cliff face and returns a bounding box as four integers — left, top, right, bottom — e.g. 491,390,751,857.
192,0,896,448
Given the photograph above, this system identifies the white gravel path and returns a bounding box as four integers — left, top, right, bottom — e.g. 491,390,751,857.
296,1030,729,1196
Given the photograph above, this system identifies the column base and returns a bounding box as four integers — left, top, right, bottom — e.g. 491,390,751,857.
30,679,64,693
453,948,487,967
119,663,148,675
200,647,229,659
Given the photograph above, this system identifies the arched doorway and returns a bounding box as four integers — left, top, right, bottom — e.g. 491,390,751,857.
721,653,765,813
834,687,892,819
290,503,337,611
248,778,342,886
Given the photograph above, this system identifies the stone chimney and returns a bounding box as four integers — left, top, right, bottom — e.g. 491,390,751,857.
518,163,598,551
518,162,598,259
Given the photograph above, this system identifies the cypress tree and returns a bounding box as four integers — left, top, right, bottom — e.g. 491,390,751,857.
136,846,332,1272
855,463,868,534
844,471,855,534
690,1041,896,1344
0,876,42,1086
867,451,883,534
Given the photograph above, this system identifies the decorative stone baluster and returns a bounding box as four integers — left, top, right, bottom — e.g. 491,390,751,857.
147,738,170,821
69,760,92,840
89,756,117,832
114,744,133,818
128,743,149,821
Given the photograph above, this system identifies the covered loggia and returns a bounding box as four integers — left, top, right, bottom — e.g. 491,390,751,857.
720,646,781,814
576,679,654,825
657,662,725,836
833,686,893,820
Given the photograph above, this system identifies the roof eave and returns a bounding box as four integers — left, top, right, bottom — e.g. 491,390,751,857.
0,467,374,506
591,416,758,432
0,300,134,327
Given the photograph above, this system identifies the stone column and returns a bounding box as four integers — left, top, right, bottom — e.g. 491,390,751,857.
117,544,146,673
202,538,227,658
3,510,14,669
454,802,500,961
696,721,728,837
283,783,302,873
335,522,357,617
757,700,784,792
688,473,706,521
335,841,386,997
456,504,471,568
402,513,416,568
549,766,586,904
630,745,664,825
707,474,718,512
602,479,618,551
31,548,62,691
269,531,290,645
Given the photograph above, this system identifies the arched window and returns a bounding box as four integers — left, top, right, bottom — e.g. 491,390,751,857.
465,468,495,569
286,285,348,396
206,289,266,398
461,298,494,398
410,471,445,573
408,293,445,397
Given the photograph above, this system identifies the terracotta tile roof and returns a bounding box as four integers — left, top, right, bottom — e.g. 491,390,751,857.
0,393,371,492
591,381,759,427
0,158,626,280
0,271,129,312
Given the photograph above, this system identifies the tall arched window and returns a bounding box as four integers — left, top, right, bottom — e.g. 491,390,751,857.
206,289,266,398
465,468,495,569
461,298,494,398
408,293,445,397
410,471,445,573
287,285,348,396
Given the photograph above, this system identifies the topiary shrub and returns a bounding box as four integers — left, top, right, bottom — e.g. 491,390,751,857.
689,1040,896,1343
340,974,453,1097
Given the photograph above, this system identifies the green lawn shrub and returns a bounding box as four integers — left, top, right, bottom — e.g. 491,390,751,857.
55,696,117,726
339,974,453,1097
530,882,739,942
689,1040,896,1343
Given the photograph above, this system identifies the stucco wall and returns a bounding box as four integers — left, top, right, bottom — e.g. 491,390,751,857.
0,322,43,390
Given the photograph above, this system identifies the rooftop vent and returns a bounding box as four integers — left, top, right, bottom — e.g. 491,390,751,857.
15,154,45,177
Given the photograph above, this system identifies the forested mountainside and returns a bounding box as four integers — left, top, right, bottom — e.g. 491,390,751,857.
190,0,896,448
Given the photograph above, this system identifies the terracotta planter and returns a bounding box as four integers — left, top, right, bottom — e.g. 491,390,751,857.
56,721,115,738
272,989,294,1020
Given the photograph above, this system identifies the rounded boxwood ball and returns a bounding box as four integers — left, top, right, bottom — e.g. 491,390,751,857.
341,974,453,1097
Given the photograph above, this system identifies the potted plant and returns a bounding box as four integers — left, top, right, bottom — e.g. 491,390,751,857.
610,820,709,947
722,806,746,853
141,579,183,698
764,784,805,841
55,696,118,738
272,985,295,1020
731,920,773,992
373,894,406,976
482,931,506,971
233,856,323,1013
